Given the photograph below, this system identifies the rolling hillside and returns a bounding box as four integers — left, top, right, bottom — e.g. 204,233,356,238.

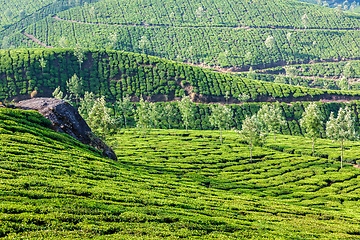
6,0,360,70
1,107,360,239
1,48,359,103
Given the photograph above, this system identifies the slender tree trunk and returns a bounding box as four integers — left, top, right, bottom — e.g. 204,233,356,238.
168,118,171,129
124,114,127,129
142,124,145,138
312,137,315,156
274,132,276,141
250,139,252,162
250,147,252,163
220,128,222,144
341,140,343,169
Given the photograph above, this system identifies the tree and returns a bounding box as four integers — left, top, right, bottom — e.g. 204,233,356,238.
19,10,26,19
178,95,192,131
195,7,204,23
2,36,10,49
235,115,264,162
135,98,150,137
89,6,96,18
285,66,297,85
299,102,324,156
4,9,12,19
209,104,233,143
257,103,286,141
52,86,64,99
67,74,83,102
88,96,113,139
301,13,309,30
247,67,255,79
225,91,230,104
74,44,85,70
343,63,355,90
264,36,275,49
238,93,250,103
339,76,349,90
163,102,177,129
335,5,343,19
59,37,69,48
326,107,357,168
274,73,286,84
138,36,150,54
114,95,133,129
148,102,162,129
78,91,96,120
286,32,292,43
107,32,118,49
39,58,47,74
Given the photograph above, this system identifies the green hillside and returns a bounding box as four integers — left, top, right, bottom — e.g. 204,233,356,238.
1,107,360,239
6,0,360,69
0,48,359,103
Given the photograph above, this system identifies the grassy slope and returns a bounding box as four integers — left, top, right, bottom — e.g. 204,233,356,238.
0,48,359,103
1,108,360,239
9,0,360,69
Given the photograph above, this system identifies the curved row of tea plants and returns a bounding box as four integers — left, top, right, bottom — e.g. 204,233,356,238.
1,107,360,239
12,17,360,68
58,0,360,29
1,48,357,102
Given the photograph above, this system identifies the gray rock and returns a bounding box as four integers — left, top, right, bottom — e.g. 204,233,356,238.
17,97,117,161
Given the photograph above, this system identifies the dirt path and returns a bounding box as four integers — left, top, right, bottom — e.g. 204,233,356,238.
22,31,53,48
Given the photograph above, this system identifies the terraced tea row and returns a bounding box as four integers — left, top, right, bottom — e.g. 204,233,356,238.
0,48,357,103
15,18,360,68
1,108,360,239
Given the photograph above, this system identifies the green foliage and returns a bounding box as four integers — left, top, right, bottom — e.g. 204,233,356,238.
178,95,192,131
235,115,265,161
66,73,82,101
114,95,133,129
257,102,286,141
326,106,358,168
209,104,233,143
87,96,113,138
300,102,324,155
134,97,150,137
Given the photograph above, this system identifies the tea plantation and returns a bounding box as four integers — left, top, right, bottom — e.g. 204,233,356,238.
6,0,360,69
1,107,360,239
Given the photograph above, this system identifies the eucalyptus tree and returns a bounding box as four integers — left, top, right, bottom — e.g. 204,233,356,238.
88,96,113,139
326,106,357,168
114,95,133,129
301,13,309,30
265,36,275,49
235,115,264,162
78,91,96,120
178,95,192,131
39,57,47,74
138,36,150,54
148,102,162,129
67,74,83,103
135,98,150,137
209,104,233,143
74,44,85,70
52,86,64,100
163,102,177,129
238,93,250,103
300,102,324,156
257,103,286,141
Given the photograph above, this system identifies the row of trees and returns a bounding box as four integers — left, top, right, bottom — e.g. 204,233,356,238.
238,102,357,168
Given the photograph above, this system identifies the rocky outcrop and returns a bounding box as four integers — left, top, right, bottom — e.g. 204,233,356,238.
16,97,117,161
